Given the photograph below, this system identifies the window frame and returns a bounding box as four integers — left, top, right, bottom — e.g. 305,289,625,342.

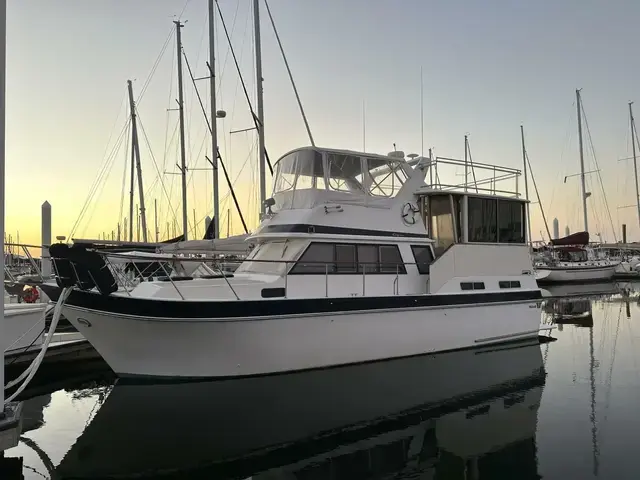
460,281,486,291
289,242,407,275
410,244,434,274
498,280,522,289
466,196,527,245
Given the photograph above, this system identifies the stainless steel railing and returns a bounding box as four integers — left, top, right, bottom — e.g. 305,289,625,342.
76,250,414,301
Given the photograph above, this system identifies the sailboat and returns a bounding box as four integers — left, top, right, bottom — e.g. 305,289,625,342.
535,90,618,284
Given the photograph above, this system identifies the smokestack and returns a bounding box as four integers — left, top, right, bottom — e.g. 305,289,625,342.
553,218,559,239
565,226,570,237
622,224,627,244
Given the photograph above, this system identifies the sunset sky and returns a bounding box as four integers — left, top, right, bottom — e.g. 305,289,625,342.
5,0,640,246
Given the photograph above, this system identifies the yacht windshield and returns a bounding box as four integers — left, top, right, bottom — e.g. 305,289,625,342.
236,241,305,275
273,150,325,194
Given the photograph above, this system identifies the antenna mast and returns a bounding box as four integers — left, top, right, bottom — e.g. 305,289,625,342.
420,66,424,157
175,20,189,240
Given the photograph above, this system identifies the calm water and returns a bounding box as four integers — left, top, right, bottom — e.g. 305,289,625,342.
5,282,640,479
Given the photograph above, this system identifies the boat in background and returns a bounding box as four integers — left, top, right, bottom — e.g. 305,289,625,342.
534,231,618,284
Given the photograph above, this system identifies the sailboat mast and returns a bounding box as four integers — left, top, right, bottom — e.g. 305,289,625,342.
154,199,159,243
128,110,135,242
253,0,266,217
576,89,589,232
629,102,640,228
127,80,148,242
520,125,532,245
174,20,189,241
208,0,219,239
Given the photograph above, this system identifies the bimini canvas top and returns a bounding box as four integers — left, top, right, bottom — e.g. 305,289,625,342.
550,231,589,246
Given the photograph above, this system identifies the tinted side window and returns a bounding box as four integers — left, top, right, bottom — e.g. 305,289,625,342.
497,200,525,243
291,243,335,273
411,245,434,274
379,245,406,273
335,244,357,273
468,197,497,242
357,245,379,273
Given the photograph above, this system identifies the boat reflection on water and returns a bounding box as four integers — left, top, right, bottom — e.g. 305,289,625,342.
544,297,594,328
54,338,546,479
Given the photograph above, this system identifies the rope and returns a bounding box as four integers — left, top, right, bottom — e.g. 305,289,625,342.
216,0,273,174
182,50,249,233
581,100,617,242
137,114,179,228
525,150,552,241
68,118,131,239
263,0,315,146
5,288,72,404
136,26,175,108
118,109,131,236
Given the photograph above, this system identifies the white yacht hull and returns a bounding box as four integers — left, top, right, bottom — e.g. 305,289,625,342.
535,264,616,284
63,292,543,379
3,303,47,356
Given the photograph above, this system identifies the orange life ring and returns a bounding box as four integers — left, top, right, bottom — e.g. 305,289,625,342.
23,286,40,303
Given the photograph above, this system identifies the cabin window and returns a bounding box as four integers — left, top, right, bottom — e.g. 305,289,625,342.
379,245,404,273
430,195,456,256
497,200,525,243
358,245,379,273
468,197,497,242
327,154,365,194
499,280,521,288
411,245,434,274
460,281,485,290
273,150,324,194
290,243,336,274
236,241,305,275
335,244,357,273
557,248,588,262
365,158,408,198
290,242,406,274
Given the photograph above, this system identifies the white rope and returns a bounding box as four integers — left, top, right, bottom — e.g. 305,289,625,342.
4,288,71,404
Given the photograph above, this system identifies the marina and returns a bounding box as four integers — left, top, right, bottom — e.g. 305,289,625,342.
0,286,640,478
4,0,640,479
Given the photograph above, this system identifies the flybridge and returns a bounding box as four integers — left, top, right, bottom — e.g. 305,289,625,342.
270,147,416,210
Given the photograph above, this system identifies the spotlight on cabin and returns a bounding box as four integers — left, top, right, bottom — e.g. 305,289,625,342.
264,197,276,215
216,110,227,118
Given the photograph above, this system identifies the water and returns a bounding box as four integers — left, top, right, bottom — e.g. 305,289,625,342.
5,283,640,479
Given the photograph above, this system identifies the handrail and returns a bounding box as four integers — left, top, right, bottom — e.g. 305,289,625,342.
424,156,522,198
48,247,426,302
3,243,47,291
